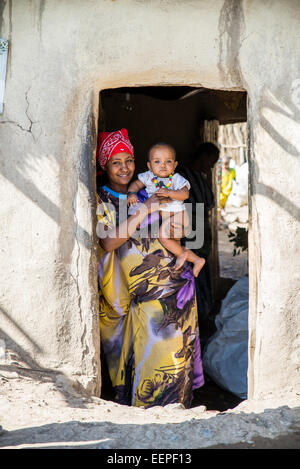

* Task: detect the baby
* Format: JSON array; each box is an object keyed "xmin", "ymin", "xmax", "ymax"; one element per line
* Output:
[{"xmin": 127, "ymin": 143, "xmax": 205, "ymax": 277}]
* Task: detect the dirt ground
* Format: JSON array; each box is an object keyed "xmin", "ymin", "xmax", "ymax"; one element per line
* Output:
[
  {"xmin": 218, "ymin": 227, "xmax": 248, "ymax": 280},
  {"xmin": 0, "ymin": 361, "xmax": 299, "ymax": 450}
]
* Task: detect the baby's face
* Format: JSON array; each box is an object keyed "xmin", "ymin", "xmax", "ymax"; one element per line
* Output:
[{"xmin": 147, "ymin": 146, "xmax": 178, "ymax": 178}]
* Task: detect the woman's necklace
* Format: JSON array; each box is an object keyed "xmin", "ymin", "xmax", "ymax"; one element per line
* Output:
[{"xmin": 153, "ymin": 172, "xmax": 173, "ymax": 189}]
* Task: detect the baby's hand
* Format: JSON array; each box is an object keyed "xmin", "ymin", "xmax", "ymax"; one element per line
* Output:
[
  {"xmin": 156, "ymin": 187, "xmax": 170, "ymax": 198},
  {"xmin": 127, "ymin": 193, "xmax": 139, "ymax": 206}
]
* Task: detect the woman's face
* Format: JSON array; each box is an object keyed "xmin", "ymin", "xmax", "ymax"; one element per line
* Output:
[{"xmin": 105, "ymin": 152, "xmax": 135, "ymax": 187}]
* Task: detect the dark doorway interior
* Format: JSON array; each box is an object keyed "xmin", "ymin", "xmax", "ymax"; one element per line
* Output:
[
  {"xmin": 98, "ymin": 86, "xmax": 247, "ymax": 174},
  {"xmin": 98, "ymin": 86, "xmax": 248, "ymax": 411}
]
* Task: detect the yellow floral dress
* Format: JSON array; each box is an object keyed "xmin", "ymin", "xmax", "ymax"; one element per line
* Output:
[{"xmin": 97, "ymin": 186, "xmax": 204, "ymax": 408}]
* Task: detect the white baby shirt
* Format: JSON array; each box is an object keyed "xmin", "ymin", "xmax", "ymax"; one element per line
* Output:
[{"xmin": 137, "ymin": 170, "xmax": 190, "ymax": 212}]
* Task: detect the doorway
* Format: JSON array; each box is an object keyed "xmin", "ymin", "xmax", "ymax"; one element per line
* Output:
[{"xmin": 98, "ymin": 86, "xmax": 249, "ymax": 411}]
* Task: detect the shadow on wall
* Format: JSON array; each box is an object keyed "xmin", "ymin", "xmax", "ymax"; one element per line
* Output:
[
  {"xmin": 0, "ymin": 104, "xmax": 98, "ymax": 395},
  {"xmin": 218, "ymin": 0, "xmax": 300, "ymax": 221},
  {"xmin": 249, "ymin": 86, "xmax": 300, "ymax": 222},
  {"xmin": 259, "ymin": 87, "xmax": 300, "ymax": 158},
  {"xmin": 0, "ymin": 406, "xmax": 299, "ymax": 448},
  {"xmin": 0, "ymin": 100, "xmax": 96, "ymax": 252},
  {"xmin": 0, "ymin": 306, "xmax": 92, "ymax": 410}
]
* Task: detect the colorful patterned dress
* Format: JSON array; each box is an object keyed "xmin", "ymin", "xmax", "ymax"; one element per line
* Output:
[{"xmin": 97, "ymin": 186, "xmax": 204, "ymax": 408}]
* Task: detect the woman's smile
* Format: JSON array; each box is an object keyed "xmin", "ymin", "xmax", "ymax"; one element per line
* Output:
[{"xmin": 116, "ymin": 171, "xmax": 132, "ymax": 182}]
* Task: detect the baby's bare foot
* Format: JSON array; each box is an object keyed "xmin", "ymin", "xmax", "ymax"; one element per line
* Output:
[
  {"xmin": 192, "ymin": 258, "xmax": 206, "ymax": 277},
  {"xmin": 174, "ymin": 250, "xmax": 189, "ymax": 270}
]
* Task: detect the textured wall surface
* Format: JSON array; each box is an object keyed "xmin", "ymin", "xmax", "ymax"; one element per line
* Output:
[{"xmin": 0, "ymin": 0, "xmax": 299, "ymax": 398}]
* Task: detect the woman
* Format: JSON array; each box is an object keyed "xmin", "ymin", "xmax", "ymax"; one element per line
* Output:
[{"xmin": 97, "ymin": 129, "xmax": 204, "ymax": 408}]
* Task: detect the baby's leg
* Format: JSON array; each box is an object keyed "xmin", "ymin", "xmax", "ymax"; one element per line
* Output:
[
  {"xmin": 159, "ymin": 211, "xmax": 205, "ymax": 277},
  {"xmin": 159, "ymin": 211, "xmax": 190, "ymax": 271},
  {"xmin": 160, "ymin": 209, "xmax": 190, "ymax": 240},
  {"xmin": 159, "ymin": 211, "xmax": 186, "ymax": 256}
]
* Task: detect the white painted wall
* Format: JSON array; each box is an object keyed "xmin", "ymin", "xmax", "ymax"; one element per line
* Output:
[{"xmin": 0, "ymin": 0, "xmax": 299, "ymax": 399}]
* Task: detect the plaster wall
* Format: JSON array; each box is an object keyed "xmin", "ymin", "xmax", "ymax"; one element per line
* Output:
[{"xmin": 0, "ymin": 0, "xmax": 299, "ymax": 398}]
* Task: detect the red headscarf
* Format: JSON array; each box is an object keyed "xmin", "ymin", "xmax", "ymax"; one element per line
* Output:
[{"xmin": 97, "ymin": 128, "xmax": 134, "ymax": 169}]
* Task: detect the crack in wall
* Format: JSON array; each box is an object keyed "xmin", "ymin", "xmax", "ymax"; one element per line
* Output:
[
  {"xmin": 0, "ymin": 119, "xmax": 33, "ymax": 134},
  {"xmin": 81, "ymin": 324, "xmax": 90, "ymax": 365},
  {"xmin": 0, "ymin": 85, "xmax": 39, "ymax": 142},
  {"xmin": 24, "ymin": 86, "xmax": 34, "ymax": 133},
  {"xmin": 71, "ymin": 185, "xmax": 83, "ymax": 324}
]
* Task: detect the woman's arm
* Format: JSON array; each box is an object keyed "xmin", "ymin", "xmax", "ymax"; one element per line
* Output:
[
  {"xmin": 127, "ymin": 179, "xmax": 145, "ymax": 194},
  {"xmin": 156, "ymin": 185, "xmax": 189, "ymax": 201},
  {"xmin": 99, "ymin": 194, "xmax": 160, "ymax": 252}
]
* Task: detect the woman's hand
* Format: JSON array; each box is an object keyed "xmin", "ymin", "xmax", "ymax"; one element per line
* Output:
[
  {"xmin": 127, "ymin": 193, "xmax": 139, "ymax": 206},
  {"xmin": 142, "ymin": 194, "xmax": 161, "ymax": 214}
]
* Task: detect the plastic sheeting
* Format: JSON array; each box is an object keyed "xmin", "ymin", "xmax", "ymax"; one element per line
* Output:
[
  {"xmin": 202, "ymin": 276, "xmax": 249, "ymax": 399},
  {"xmin": 227, "ymin": 162, "xmax": 248, "ymax": 208}
]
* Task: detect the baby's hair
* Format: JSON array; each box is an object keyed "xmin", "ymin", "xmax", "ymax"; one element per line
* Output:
[{"xmin": 148, "ymin": 143, "xmax": 176, "ymax": 161}]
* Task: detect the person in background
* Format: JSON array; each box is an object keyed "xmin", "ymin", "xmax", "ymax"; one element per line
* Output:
[{"xmin": 220, "ymin": 156, "xmax": 236, "ymax": 214}]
